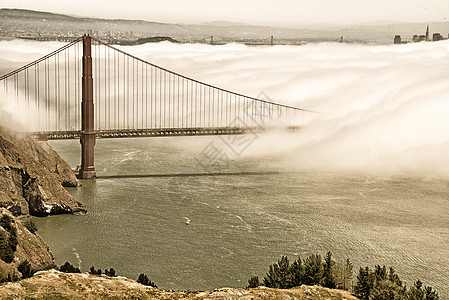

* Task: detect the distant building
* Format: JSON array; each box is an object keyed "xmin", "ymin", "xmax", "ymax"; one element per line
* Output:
[
  {"xmin": 412, "ymin": 34, "xmax": 426, "ymax": 42},
  {"xmin": 433, "ymin": 33, "xmax": 444, "ymax": 41},
  {"xmin": 397, "ymin": 25, "xmax": 448, "ymax": 44}
]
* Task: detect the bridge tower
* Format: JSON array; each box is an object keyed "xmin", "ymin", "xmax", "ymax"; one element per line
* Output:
[{"xmin": 80, "ymin": 35, "xmax": 96, "ymax": 179}]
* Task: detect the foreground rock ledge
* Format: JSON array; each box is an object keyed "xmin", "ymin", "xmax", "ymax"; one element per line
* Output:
[{"xmin": 0, "ymin": 270, "xmax": 359, "ymax": 299}]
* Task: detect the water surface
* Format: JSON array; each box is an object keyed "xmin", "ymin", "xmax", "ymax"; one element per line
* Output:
[{"xmin": 34, "ymin": 137, "xmax": 449, "ymax": 295}]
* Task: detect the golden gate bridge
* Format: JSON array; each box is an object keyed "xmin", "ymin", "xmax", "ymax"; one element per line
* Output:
[{"xmin": 0, "ymin": 35, "xmax": 315, "ymax": 179}]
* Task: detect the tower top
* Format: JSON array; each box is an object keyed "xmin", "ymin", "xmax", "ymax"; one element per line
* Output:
[{"xmin": 426, "ymin": 25, "xmax": 429, "ymax": 41}]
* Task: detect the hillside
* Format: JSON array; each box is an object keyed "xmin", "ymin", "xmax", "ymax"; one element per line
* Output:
[
  {"xmin": 2, "ymin": 8, "xmax": 448, "ymax": 44},
  {"xmin": 0, "ymin": 269, "xmax": 359, "ymax": 299}
]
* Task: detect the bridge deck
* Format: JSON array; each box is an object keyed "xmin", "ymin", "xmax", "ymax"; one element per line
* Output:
[{"xmin": 32, "ymin": 126, "xmax": 300, "ymax": 140}]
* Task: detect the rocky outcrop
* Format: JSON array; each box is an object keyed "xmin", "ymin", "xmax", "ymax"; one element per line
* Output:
[
  {"xmin": 0, "ymin": 270, "xmax": 359, "ymax": 299},
  {"xmin": 0, "ymin": 127, "xmax": 85, "ymax": 217},
  {"xmin": 0, "ymin": 208, "xmax": 55, "ymax": 278}
]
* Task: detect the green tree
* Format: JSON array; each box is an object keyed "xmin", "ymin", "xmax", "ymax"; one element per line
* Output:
[
  {"xmin": 371, "ymin": 279, "xmax": 407, "ymax": 300},
  {"xmin": 388, "ymin": 267, "xmax": 402, "ymax": 287},
  {"xmin": 289, "ymin": 256, "xmax": 304, "ymax": 287},
  {"xmin": 303, "ymin": 254, "xmax": 323, "ymax": 286},
  {"xmin": 137, "ymin": 273, "xmax": 157, "ymax": 287},
  {"xmin": 105, "ymin": 268, "xmax": 117, "ymax": 277},
  {"xmin": 424, "ymin": 286, "xmax": 440, "ymax": 300},
  {"xmin": 59, "ymin": 262, "xmax": 81, "ymax": 273},
  {"xmin": 18, "ymin": 260, "xmax": 34, "ymax": 279},
  {"xmin": 262, "ymin": 256, "xmax": 291, "ymax": 288},
  {"xmin": 246, "ymin": 275, "xmax": 260, "ymax": 288},
  {"xmin": 89, "ymin": 266, "xmax": 102, "ymax": 275},
  {"xmin": 322, "ymin": 251, "xmax": 336, "ymax": 288},
  {"xmin": 354, "ymin": 266, "xmax": 375, "ymax": 300},
  {"xmin": 374, "ymin": 265, "xmax": 388, "ymax": 282},
  {"xmin": 408, "ymin": 280, "xmax": 425, "ymax": 300},
  {"xmin": 342, "ymin": 258, "xmax": 353, "ymax": 290}
]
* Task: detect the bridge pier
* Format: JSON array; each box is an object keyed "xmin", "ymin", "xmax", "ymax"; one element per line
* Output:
[{"xmin": 79, "ymin": 35, "xmax": 96, "ymax": 179}]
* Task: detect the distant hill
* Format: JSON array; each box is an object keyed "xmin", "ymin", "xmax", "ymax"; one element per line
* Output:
[
  {"xmin": 0, "ymin": 8, "xmax": 448, "ymax": 44},
  {"xmin": 199, "ymin": 20, "xmax": 249, "ymax": 27}
]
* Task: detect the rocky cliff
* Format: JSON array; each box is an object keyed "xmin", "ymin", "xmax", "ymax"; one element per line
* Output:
[
  {"xmin": 0, "ymin": 270, "xmax": 359, "ymax": 299},
  {"xmin": 0, "ymin": 126, "xmax": 85, "ymax": 217}
]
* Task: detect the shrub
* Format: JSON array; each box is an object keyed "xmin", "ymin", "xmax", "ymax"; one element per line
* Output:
[
  {"xmin": 246, "ymin": 275, "xmax": 260, "ymax": 288},
  {"xmin": 7, "ymin": 226, "xmax": 17, "ymax": 252},
  {"xmin": 24, "ymin": 220, "xmax": 38, "ymax": 234},
  {"xmin": 89, "ymin": 266, "xmax": 102, "ymax": 275},
  {"xmin": 18, "ymin": 260, "xmax": 34, "ymax": 279},
  {"xmin": 0, "ymin": 270, "xmax": 19, "ymax": 283},
  {"xmin": 0, "ymin": 215, "xmax": 13, "ymax": 231},
  {"xmin": 104, "ymin": 268, "xmax": 116, "ymax": 277},
  {"xmin": 0, "ymin": 230, "xmax": 14, "ymax": 263},
  {"xmin": 58, "ymin": 262, "xmax": 81, "ymax": 273},
  {"xmin": 137, "ymin": 273, "xmax": 157, "ymax": 287}
]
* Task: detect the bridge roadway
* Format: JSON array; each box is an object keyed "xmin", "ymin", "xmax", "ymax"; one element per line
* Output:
[{"xmin": 32, "ymin": 126, "xmax": 301, "ymax": 141}]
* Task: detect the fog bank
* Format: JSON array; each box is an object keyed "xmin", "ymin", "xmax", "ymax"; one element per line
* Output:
[{"xmin": 1, "ymin": 39, "xmax": 448, "ymax": 176}]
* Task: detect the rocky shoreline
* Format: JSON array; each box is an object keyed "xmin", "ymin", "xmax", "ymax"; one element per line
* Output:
[{"xmin": 0, "ymin": 126, "xmax": 85, "ymax": 279}]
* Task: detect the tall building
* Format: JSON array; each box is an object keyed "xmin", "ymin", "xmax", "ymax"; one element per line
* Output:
[
  {"xmin": 426, "ymin": 25, "xmax": 429, "ymax": 41},
  {"xmin": 394, "ymin": 35, "xmax": 402, "ymax": 44}
]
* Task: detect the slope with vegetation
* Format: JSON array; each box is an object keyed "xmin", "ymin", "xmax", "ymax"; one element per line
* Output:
[{"xmin": 248, "ymin": 252, "xmax": 440, "ymax": 300}]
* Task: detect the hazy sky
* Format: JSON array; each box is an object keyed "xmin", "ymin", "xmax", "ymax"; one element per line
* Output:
[{"xmin": 2, "ymin": 0, "xmax": 449, "ymax": 26}]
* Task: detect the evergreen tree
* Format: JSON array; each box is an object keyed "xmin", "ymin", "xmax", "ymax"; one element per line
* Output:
[
  {"xmin": 246, "ymin": 275, "xmax": 260, "ymax": 288},
  {"xmin": 137, "ymin": 273, "xmax": 157, "ymax": 287},
  {"xmin": 354, "ymin": 266, "xmax": 375, "ymax": 299},
  {"xmin": 408, "ymin": 280, "xmax": 425, "ymax": 300},
  {"xmin": 303, "ymin": 254, "xmax": 323, "ymax": 286},
  {"xmin": 388, "ymin": 267, "xmax": 402, "ymax": 287},
  {"xmin": 322, "ymin": 251, "xmax": 336, "ymax": 288},
  {"xmin": 105, "ymin": 268, "xmax": 117, "ymax": 277},
  {"xmin": 371, "ymin": 279, "xmax": 407, "ymax": 300},
  {"xmin": 374, "ymin": 265, "xmax": 388, "ymax": 282},
  {"xmin": 289, "ymin": 256, "xmax": 304, "ymax": 287},
  {"xmin": 424, "ymin": 286, "xmax": 440, "ymax": 300},
  {"xmin": 262, "ymin": 256, "xmax": 291, "ymax": 288},
  {"xmin": 343, "ymin": 258, "xmax": 353, "ymax": 290},
  {"xmin": 59, "ymin": 262, "xmax": 81, "ymax": 273},
  {"xmin": 89, "ymin": 266, "xmax": 102, "ymax": 275}
]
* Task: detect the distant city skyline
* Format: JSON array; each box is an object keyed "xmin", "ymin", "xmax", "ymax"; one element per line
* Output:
[{"xmin": 1, "ymin": 0, "xmax": 449, "ymax": 26}]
